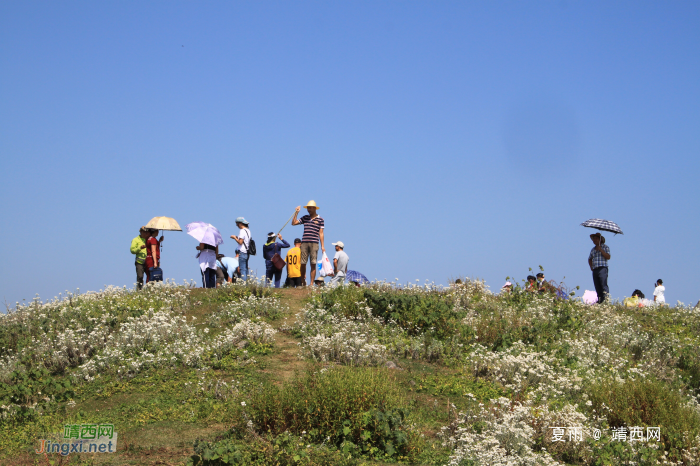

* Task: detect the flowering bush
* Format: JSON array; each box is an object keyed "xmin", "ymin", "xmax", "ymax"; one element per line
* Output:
[
  {"xmin": 294, "ymin": 306, "xmax": 387, "ymax": 366},
  {"xmin": 208, "ymin": 295, "xmax": 286, "ymax": 327},
  {"xmin": 441, "ymin": 397, "xmax": 564, "ymax": 466},
  {"xmin": 0, "ymin": 281, "xmax": 277, "ymax": 425}
]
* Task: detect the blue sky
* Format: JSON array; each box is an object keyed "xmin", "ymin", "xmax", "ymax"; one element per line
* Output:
[{"xmin": 1, "ymin": 1, "xmax": 699, "ymax": 307}]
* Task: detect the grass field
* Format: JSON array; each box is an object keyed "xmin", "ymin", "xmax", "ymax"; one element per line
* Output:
[{"xmin": 1, "ymin": 278, "xmax": 699, "ymax": 465}]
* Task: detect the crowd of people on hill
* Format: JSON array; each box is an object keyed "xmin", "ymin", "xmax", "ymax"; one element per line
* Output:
[
  {"xmin": 130, "ymin": 204, "xmax": 669, "ymax": 305},
  {"xmin": 129, "ymin": 200, "xmax": 349, "ymax": 290}
]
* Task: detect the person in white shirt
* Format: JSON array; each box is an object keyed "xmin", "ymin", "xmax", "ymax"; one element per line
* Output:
[
  {"xmin": 230, "ymin": 217, "xmax": 251, "ymax": 281},
  {"xmin": 653, "ymin": 279, "xmax": 666, "ymax": 304},
  {"xmin": 329, "ymin": 241, "xmax": 349, "ymax": 287}
]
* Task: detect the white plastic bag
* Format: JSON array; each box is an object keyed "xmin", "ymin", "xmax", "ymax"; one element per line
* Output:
[{"xmin": 319, "ymin": 252, "xmax": 334, "ymax": 277}]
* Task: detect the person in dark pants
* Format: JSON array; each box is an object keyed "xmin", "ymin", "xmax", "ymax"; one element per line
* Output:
[
  {"xmin": 588, "ymin": 232, "xmax": 611, "ymax": 304},
  {"xmin": 285, "ymin": 239, "xmax": 303, "ymax": 288},
  {"xmin": 263, "ymin": 233, "xmax": 290, "ymax": 288},
  {"xmin": 130, "ymin": 227, "xmax": 150, "ymax": 290},
  {"xmin": 196, "ymin": 242, "xmax": 218, "ymax": 288}
]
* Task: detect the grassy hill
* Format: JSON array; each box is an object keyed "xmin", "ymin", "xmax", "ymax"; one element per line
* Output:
[{"xmin": 1, "ymin": 279, "xmax": 700, "ymax": 465}]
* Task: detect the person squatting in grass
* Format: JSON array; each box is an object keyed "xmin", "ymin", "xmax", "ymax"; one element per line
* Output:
[
  {"xmin": 526, "ymin": 275, "xmax": 537, "ymax": 292},
  {"xmin": 285, "ymin": 238, "xmax": 303, "ymax": 288},
  {"xmin": 535, "ymin": 272, "xmax": 557, "ymax": 294},
  {"xmin": 230, "ymin": 217, "xmax": 252, "ymax": 281},
  {"xmin": 292, "ymin": 200, "xmax": 325, "ymax": 286},
  {"xmin": 130, "ymin": 226, "xmax": 150, "ymax": 290},
  {"xmin": 263, "ymin": 232, "xmax": 290, "ymax": 288},
  {"xmin": 329, "ymin": 241, "xmax": 349, "ymax": 287},
  {"xmin": 216, "ymin": 251, "xmax": 240, "ymax": 286},
  {"xmin": 196, "ymin": 241, "xmax": 218, "ymax": 289},
  {"xmin": 588, "ymin": 232, "xmax": 611, "ymax": 304}
]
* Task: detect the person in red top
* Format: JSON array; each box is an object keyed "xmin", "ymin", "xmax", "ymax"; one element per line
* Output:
[{"xmin": 145, "ymin": 229, "xmax": 163, "ymax": 283}]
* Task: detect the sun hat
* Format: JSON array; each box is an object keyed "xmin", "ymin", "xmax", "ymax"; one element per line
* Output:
[
  {"xmin": 589, "ymin": 232, "xmax": 606, "ymax": 243},
  {"xmin": 235, "ymin": 217, "xmax": 249, "ymax": 225},
  {"xmin": 502, "ymin": 281, "xmax": 512, "ymax": 288},
  {"xmin": 332, "ymin": 241, "xmax": 344, "ymax": 248},
  {"xmin": 304, "ymin": 200, "xmax": 319, "ymax": 209}
]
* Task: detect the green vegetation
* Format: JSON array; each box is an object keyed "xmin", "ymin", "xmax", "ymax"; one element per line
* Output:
[
  {"xmin": 1, "ymin": 277, "xmax": 700, "ymax": 465},
  {"xmin": 248, "ymin": 367, "xmax": 412, "ymax": 460}
]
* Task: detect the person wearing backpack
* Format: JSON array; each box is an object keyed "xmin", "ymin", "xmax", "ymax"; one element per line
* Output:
[
  {"xmin": 263, "ymin": 233, "xmax": 290, "ymax": 288},
  {"xmin": 230, "ymin": 217, "xmax": 253, "ymax": 281}
]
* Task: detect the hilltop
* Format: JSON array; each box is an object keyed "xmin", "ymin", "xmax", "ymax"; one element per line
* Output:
[{"xmin": 1, "ymin": 280, "xmax": 700, "ymax": 465}]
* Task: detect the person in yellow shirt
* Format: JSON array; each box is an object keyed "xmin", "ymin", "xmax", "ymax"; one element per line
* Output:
[
  {"xmin": 286, "ymin": 238, "xmax": 302, "ymax": 287},
  {"xmin": 130, "ymin": 226, "xmax": 150, "ymax": 290}
]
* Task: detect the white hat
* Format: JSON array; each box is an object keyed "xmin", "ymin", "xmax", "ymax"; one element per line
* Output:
[{"xmin": 332, "ymin": 241, "xmax": 344, "ymax": 248}]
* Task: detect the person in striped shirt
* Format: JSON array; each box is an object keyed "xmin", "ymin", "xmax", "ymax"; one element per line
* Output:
[{"xmin": 292, "ymin": 200, "xmax": 325, "ymax": 286}]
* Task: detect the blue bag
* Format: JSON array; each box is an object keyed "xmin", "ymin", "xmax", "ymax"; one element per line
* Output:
[{"xmin": 149, "ymin": 267, "xmax": 163, "ymax": 282}]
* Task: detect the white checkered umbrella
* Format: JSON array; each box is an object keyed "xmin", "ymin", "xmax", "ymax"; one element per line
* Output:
[{"xmin": 580, "ymin": 219, "xmax": 623, "ymax": 235}]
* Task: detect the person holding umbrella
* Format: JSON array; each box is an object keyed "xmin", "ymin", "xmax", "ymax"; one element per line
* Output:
[
  {"xmin": 196, "ymin": 241, "xmax": 218, "ymax": 288},
  {"xmin": 187, "ymin": 222, "xmax": 224, "ymax": 289},
  {"xmin": 145, "ymin": 229, "xmax": 163, "ymax": 283},
  {"xmin": 588, "ymin": 232, "xmax": 611, "ymax": 304}
]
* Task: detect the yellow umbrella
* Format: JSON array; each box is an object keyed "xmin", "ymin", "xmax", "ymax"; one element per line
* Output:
[
  {"xmin": 146, "ymin": 216, "xmax": 182, "ymax": 231},
  {"xmin": 145, "ymin": 217, "xmax": 182, "ymax": 253}
]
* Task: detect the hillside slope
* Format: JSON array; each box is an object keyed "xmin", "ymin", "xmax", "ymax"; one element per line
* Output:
[{"xmin": 1, "ymin": 280, "xmax": 700, "ymax": 465}]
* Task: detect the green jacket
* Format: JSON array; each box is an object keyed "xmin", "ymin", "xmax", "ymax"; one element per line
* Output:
[{"xmin": 130, "ymin": 236, "xmax": 147, "ymax": 264}]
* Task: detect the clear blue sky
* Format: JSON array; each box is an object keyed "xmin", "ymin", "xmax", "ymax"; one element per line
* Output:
[{"xmin": 1, "ymin": 1, "xmax": 699, "ymax": 307}]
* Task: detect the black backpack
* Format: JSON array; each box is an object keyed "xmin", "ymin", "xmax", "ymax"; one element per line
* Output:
[{"xmin": 244, "ymin": 229, "xmax": 256, "ymax": 256}]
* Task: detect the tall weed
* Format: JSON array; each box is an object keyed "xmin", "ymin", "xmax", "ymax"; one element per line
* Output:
[{"xmin": 247, "ymin": 366, "xmax": 414, "ymax": 459}]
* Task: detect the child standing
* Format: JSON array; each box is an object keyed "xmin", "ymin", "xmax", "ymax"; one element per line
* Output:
[
  {"xmin": 286, "ymin": 239, "xmax": 302, "ymax": 287},
  {"xmin": 653, "ymin": 279, "xmax": 665, "ymax": 305}
]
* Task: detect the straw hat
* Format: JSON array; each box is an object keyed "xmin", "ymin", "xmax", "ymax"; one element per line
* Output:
[{"xmin": 304, "ymin": 200, "xmax": 319, "ymax": 209}]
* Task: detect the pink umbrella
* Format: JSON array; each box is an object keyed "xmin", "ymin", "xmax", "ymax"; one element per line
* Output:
[
  {"xmin": 186, "ymin": 222, "xmax": 223, "ymax": 247},
  {"xmin": 582, "ymin": 290, "xmax": 598, "ymax": 304}
]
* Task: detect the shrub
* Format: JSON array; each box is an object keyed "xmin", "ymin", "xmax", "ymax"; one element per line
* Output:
[
  {"xmin": 588, "ymin": 378, "xmax": 700, "ymax": 457},
  {"xmin": 0, "ymin": 367, "xmax": 73, "ymax": 425},
  {"xmin": 362, "ymin": 289, "xmax": 458, "ymax": 339},
  {"xmin": 247, "ymin": 367, "xmax": 413, "ymax": 459},
  {"xmin": 188, "ymin": 431, "xmax": 358, "ymax": 466},
  {"xmin": 312, "ymin": 285, "xmax": 465, "ymax": 339}
]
